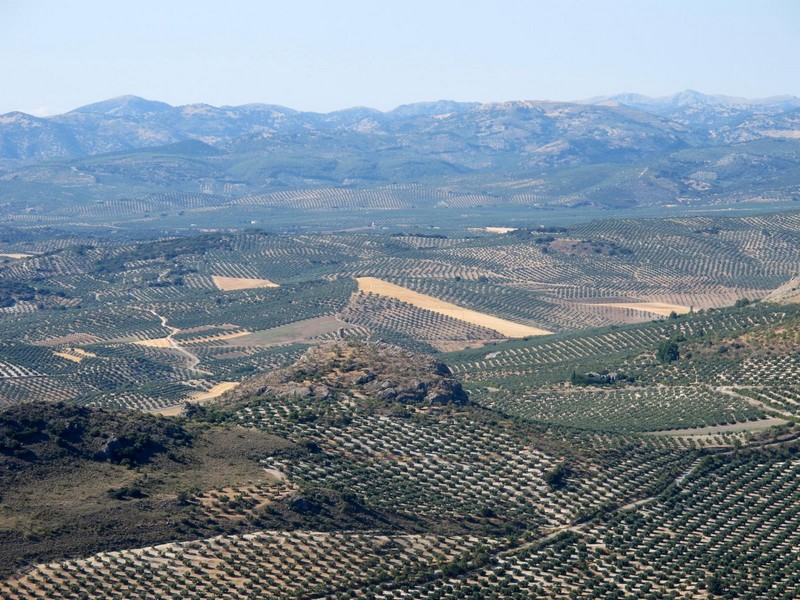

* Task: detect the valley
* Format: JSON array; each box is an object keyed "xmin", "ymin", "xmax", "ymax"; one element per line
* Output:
[{"xmin": 1, "ymin": 92, "xmax": 800, "ymax": 598}]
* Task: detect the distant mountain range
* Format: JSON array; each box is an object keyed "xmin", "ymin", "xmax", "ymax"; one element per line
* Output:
[
  {"xmin": 0, "ymin": 91, "xmax": 798, "ymax": 218},
  {"xmin": 1, "ymin": 91, "xmax": 798, "ymax": 162},
  {"xmin": 584, "ymin": 89, "xmax": 800, "ymax": 112}
]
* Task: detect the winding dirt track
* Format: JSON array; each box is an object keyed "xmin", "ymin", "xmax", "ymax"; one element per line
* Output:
[{"xmin": 132, "ymin": 308, "xmax": 209, "ymax": 374}]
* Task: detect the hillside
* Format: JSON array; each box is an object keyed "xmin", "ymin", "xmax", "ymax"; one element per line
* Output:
[
  {"xmin": 0, "ymin": 211, "xmax": 797, "ymax": 412},
  {"xmin": 1, "ymin": 176, "xmax": 800, "ymax": 595},
  {"xmin": 4, "ymin": 91, "xmax": 800, "ymax": 162},
  {"xmin": 0, "ymin": 93, "xmax": 799, "ymax": 226},
  {"xmin": 1, "ymin": 302, "xmax": 799, "ymax": 597}
]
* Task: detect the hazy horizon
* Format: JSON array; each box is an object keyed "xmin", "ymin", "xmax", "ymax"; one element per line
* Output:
[
  {"xmin": 7, "ymin": 87, "xmax": 800, "ymax": 119},
  {"xmin": 2, "ymin": 0, "xmax": 799, "ymax": 116}
]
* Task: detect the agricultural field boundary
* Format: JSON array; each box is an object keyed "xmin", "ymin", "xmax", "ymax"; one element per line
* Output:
[{"xmin": 356, "ymin": 277, "xmax": 551, "ymax": 338}]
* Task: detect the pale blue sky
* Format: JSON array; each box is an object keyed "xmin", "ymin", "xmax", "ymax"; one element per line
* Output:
[{"xmin": 2, "ymin": 0, "xmax": 798, "ymax": 115}]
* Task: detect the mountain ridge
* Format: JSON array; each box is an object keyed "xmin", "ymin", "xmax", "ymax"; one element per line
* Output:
[
  {"xmin": 0, "ymin": 95, "xmax": 696, "ymax": 161},
  {"xmin": 0, "ymin": 92, "xmax": 798, "ymax": 211}
]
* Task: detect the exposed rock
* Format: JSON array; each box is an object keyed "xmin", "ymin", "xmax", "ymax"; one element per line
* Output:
[{"xmin": 230, "ymin": 341, "xmax": 468, "ymax": 407}]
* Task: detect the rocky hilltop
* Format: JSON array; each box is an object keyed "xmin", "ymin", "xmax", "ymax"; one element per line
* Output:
[{"xmin": 222, "ymin": 341, "xmax": 468, "ymax": 408}]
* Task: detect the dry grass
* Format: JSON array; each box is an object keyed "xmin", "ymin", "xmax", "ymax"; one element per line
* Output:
[
  {"xmin": 52, "ymin": 348, "xmax": 97, "ymax": 363},
  {"xmin": 468, "ymin": 227, "xmax": 518, "ymax": 234},
  {"xmin": 0, "ymin": 253, "xmax": 32, "ymax": 259},
  {"xmin": 52, "ymin": 352, "xmax": 83, "ymax": 363},
  {"xmin": 211, "ymin": 275, "xmax": 279, "ymax": 291},
  {"xmin": 356, "ymin": 277, "xmax": 551, "ymax": 338},
  {"xmin": 192, "ymin": 382, "xmax": 240, "ymax": 402},
  {"xmin": 588, "ymin": 302, "xmax": 691, "ymax": 317},
  {"xmin": 71, "ymin": 348, "xmax": 97, "ymax": 358},
  {"xmin": 155, "ymin": 382, "xmax": 241, "ymax": 416},
  {"xmin": 781, "ymin": 293, "xmax": 800, "ymax": 304},
  {"xmin": 134, "ymin": 337, "xmax": 173, "ymax": 348},
  {"xmin": 182, "ymin": 331, "xmax": 251, "ymax": 345}
]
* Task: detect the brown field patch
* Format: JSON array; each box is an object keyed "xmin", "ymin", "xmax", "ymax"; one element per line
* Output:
[
  {"xmin": 211, "ymin": 275, "xmax": 279, "ymax": 291},
  {"xmin": 356, "ymin": 277, "xmax": 551, "ymax": 338}
]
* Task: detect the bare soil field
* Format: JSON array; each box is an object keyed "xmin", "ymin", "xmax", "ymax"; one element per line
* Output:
[
  {"xmin": 782, "ymin": 293, "xmax": 800, "ymax": 304},
  {"xmin": 133, "ymin": 337, "xmax": 173, "ymax": 348},
  {"xmin": 192, "ymin": 381, "xmax": 240, "ymax": 401},
  {"xmin": 51, "ymin": 348, "xmax": 97, "ymax": 363},
  {"xmin": 182, "ymin": 331, "xmax": 251, "ymax": 345},
  {"xmin": 0, "ymin": 253, "xmax": 32, "ymax": 260},
  {"xmin": 211, "ymin": 275, "xmax": 279, "ymax": 291},
  {"xmin": 356, "ymin": 277, "xmax": 551, "ymax": 337},
  {"xmin": 52, "ymin": 351, "xmax": 83, "ymax": 363},
  {"xmin": 71, "ymin": 348, "xmax": 97, "ymax": 358},
  {"xmin": 468, "ymin": 227, "xmax": 518, "ymax": 234},
  {"xmin": 155, "ymin": 382, "xmax": 241, "ymax": 416}
]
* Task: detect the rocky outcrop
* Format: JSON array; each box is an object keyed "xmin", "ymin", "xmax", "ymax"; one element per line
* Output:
[{"xmin": 230, "ymin": 341, "xmax": 468, "ymax": 407}]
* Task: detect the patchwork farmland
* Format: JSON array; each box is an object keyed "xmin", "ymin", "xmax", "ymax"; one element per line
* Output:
[{"xmin": 1, "ymin": 210, "xmax": 800, "ymax": 598}]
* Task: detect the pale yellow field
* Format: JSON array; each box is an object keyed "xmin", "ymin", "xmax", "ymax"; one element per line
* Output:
[
  {"xmin": 182, "ymin": 331, "xmax": 251, "ymax": 345},
  {"xmin": 192, "ymin": 381, "xmax": 240, "ymax": 401},
  {"xmin": 71, "ymin": 348, "xmax": 97, "ymax": 358},
  {"xmin": 148, "ymin": 381, "xmax": 239, "ymax": 417},
  {"xmin": 356, "ymin": 277, "xmax": 551, "ymax": 338},
  {"xmin": 53, "ymin": 351, "xmax": 83, "ymax": 363},
  {"xmin": 134, "ymin": 337, "xmax": 173, "ymax": 348},
  {"xmin": 484, "ymin": 227, "xmax": 518, "ymax": 234},
  {"xmin": 155, "ymin": 405, "xmax": 185, "ymax": 417},
  {"xmin": 468, "ymin": 227, "xmax": 517, "ymax": 234},
  {"xmin": 154, "ymin": 382, "xmax": 241, "ymax": 417},
  {"xmin": 212, "ymin": 275, "xmax": 279, "ymax": 291},
  {"xmin": 0, "ymin": 253, "xmax": 32, "ymax": 259},
  {"xmin": 783, "ymin": 293, "xmax": 800, "ymax": 304},
  {"xmin": 589, "ymin": 302, "xmax": 691, "ymax": 317}
]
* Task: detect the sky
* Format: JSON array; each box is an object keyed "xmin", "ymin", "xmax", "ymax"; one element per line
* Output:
[{"xmin": 1, "ymin": 0, "xmax": 798, "ymax": 116}]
